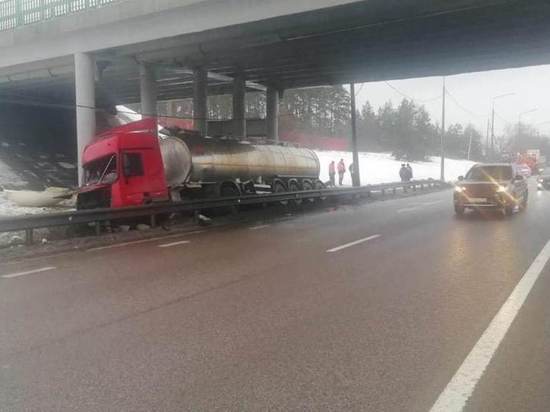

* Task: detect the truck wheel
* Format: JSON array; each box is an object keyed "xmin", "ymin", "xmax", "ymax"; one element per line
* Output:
[
  {"xmin": 314, "ymin": 180, "xmax": 327, "ymax": 202},
  {"xmin": 504, "ymin": 205, "xmax": 514, "ymax": 216},
  {"xmin": 302, "ymin": 180, "xmax": 315, "ymax": 203},
  {"xmin": 220, "ymin": 183, "xmax": 240, "ymax": 215},
  {"xmin": 288, "ymin": 181, "xmax": 302, "ymax": 206},
  {"xmin": 454, "ymin": 205, "xmax": 465, "ymax": 216},
  {"xmin": 272, "ymin": 181, "xmax": 288, "ymax": 206}
]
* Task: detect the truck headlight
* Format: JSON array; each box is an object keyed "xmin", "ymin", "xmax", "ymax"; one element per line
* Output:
[
  {"xmin": 454, "ymin": 186, "xmax": 464, "ymax": 193},
  {"xmin": 497, "ymin": 185, "xmax": 508, "ymax": 193}
]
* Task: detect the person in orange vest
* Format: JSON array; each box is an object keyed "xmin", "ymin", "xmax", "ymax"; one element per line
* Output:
[
  {"xmin": 337, "ymin": 158, "xmax": 346, "ymax": 186},
  {"xmin": 328, "ymin": 161, "xmax": 336, "ymax": 187}
]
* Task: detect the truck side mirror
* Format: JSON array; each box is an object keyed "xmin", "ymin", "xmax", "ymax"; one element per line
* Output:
[
  {"xmin": 458, "ymin": 175, "xmax": 464, "ymax": 181},
  {"xmin": 514, "ymin": 175, "xmax": 524, "ymax": 181}
]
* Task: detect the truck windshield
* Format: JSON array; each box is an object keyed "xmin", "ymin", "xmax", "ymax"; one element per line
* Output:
[
  {"xmin": 466, "ymin": 165, "xmax": 513, "ymax": 181},
  {"xmin": 84, "ymin": 154, "xmax": 117, "ymax": 185}
]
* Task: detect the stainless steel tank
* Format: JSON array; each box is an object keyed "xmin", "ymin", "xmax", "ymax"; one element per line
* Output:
[
  {"xmin": 159, "ymin": 135, "xmax": 192, "ymax": 187},
  {"xmin": 159, "ymin": 135, "xmax": 320, "ymax": 186}
]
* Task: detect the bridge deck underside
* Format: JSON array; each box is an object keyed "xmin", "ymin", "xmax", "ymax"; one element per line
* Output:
[{"xmin": 0, "ymin": 0, "xmax": 549, "ymax": 107}]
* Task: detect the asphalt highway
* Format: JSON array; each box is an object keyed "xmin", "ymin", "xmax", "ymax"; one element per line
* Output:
[{"xmin": 1, "ymin": 182, "xmax": 550, "ymax": 411}]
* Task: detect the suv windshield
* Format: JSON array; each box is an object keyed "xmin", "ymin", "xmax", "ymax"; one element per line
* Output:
[
  {"xmin": 84, "ymin": 154, "xmax": 117, "ymax": 185},
  {"xmin": 465, "ymin": 165, "xmax": 513, "ymax": 181}
]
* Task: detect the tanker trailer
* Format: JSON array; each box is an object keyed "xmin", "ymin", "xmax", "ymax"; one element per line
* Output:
[
  {"xmin": 160, "ymin": 130, "xmax": 322, "ymax": 198},
  {"xmin": 77, "ymin": 119, "xmax": 322, "ymax": 209}
]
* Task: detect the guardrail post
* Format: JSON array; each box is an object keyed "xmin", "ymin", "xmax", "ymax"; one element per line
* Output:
[
  {"xmin": 25, "ymin": 229, "xmax": 33, "ymax": 246},
  {"xmin": 94, "ymin": 222, "xmax": 101, "ymax": 236},
  {"xmin": 381, "ymin": 188, "xmax": 385, "ymax": 196},
  {"xmin": 392, "ymin": 187, "xmax": 396, "ymax": 195},
  {"xmin": 150, "ymin": 214, "xmax": 157, "ymax": 228}
]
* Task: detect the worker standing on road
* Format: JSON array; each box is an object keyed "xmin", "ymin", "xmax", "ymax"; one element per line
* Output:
[
  {"xmin": 399, "ymin": 164, "xmax": 408, "ymax": 182},
  {"xmin": 400, "ymin": 163, "xmax": 409, "ymax": 193},
  {"xmin": 406, "ymin": 163, "xmax": 413, "ymax": 181},
  {"xmin": 328, "ymin": 161, "xmax": 336, "ymax": 187},
  {"xmin": 337, "ymin": 158, "xmax": 346, "ymax": 186}
]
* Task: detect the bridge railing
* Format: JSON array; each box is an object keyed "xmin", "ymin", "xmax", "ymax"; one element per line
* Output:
[
  {"xmin": 0, "ymin": 0, "xmax": 118, "ymax": 31},
  {"xmin": 0, "ymin": 180, "xmax": 446, "ymax": 245}
]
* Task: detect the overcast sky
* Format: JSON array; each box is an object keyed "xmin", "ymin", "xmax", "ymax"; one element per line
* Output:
[{"xmin": 353, "ymin": 64, "xmax": 550, "ymax": 137}]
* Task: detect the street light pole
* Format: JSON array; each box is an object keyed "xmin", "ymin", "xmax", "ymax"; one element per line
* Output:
[
  {"xmin": 491, "ymin": 104, "xmax": 495, "ymax": 160},
  {"xmin": 350, "ymin": 83, "xmax": 360, "ymax": 187},
  {"xmin": 440, "ymin": 77, "xmax": 446, "ymax": 182}
]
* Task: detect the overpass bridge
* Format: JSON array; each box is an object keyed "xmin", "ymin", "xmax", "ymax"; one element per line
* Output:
[{"xmin": 1, "ymin": 0, "xmax": 550, "ymax": 182}]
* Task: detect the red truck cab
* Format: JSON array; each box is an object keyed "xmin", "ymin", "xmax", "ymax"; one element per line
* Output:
[{"xmin": 77, "ymin": 119, "xmax": 169, "ymax": 209}]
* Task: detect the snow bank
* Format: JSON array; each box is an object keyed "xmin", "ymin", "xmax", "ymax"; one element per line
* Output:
[
  {"xmin": 315, "ymin": 151, "xmax": 476, "ymax": 186},
  {"xmin": 0, "ymin": 156, "xmax": 23, "ymax": 188}
]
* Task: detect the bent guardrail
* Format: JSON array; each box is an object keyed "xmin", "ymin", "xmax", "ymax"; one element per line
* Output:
[{"xmin": 0, "ymin": 179, "xmax": 445, "ymax": 244}]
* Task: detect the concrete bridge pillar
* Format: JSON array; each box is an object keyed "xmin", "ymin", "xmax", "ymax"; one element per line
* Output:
[
  {"xmin": 139, "ymin": 63, "xmax": 157, "ymax": 118},
  {"xmin": 193, "ymin": 67, "xmax": 208, "ymax": 136},
  {"xmin": 266, "ymin": 86, "xmax": 280, "ymax": 143},
  {"xmin": 74, "ymin": 52, "xmax": 96, "ymax": 185},
  {"xmin": 232, "ymin": 73, "xmax": 246, "ymax": 138}
]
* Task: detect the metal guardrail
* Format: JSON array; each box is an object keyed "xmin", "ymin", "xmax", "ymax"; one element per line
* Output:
[
  {"xmin": 0, "ymin": 179, "xmax": 445, "ymax": 244},
  {"xmin": 0, "ymin": 0, "xmax": 118, "ymax": 31}
]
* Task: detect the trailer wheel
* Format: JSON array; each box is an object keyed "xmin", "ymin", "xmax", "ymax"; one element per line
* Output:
[
  {"xmin": 302, "ymin": 180, "xmax": 315, "ymax": 203},
  {"xmin": 220, "ymin": 182, "xmax": 240, "ymax": 215},
  {"xmin": 314, "ymin": 180, "xmax": 327, "ymax": 202},
  {"xmin": 272, "ymin": 180, "xmax": 288, "ymax": 206},
  {"xmin": 288, "ymin": 180, "xmax": 302, "ymax": 206}
]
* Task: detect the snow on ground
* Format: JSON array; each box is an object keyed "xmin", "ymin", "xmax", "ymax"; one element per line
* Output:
[
  {"xmin": 0, "ymin": 155, "xmax": 23, "ymax": 188},
  {"xmin": 315, "ymin": 151, "xmax": 476, "ymax": 186},
  {"xmin": 0, "ymin": 191, "xmax": 56, "ymax": 246}
]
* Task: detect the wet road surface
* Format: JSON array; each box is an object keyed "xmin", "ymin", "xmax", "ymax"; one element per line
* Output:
[{"xmin": 1, "ymin": 182, "xmax": 550, "ymax": 411}]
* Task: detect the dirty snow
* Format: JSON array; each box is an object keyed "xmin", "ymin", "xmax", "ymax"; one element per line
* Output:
[{"xmin": 315, "ymin": 151, "xmax": 476, "ymax": 186}]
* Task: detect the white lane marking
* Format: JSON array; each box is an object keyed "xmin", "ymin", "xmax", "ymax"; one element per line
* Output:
[
  {"xmin": 158, "ymin": 240, "xmax": 191, "ymax": 248},
  {"xmin": 397, "ymin": 200, "xmax": 442, "ymax": 213},
  {"xmin": 249, "ymin": 224, "xmax": 270, "ymax": 230},
  {"xmin": 87, "ymin": 231, "xmax": 204, "ymax": 252},
  {"xmin": 430, "ymin": 239, "xmax": 550, "ymax": 412},
  {"xmin": 1, "ymin": 266, "xmax": 56, "ymax": 279},
  {"xmin": 326, "ymin": 234, "xmax": 381, "ymax": 253}
]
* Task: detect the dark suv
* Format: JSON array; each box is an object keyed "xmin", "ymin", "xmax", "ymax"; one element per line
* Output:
[{"xmin": 454, "ymin": 163, "xmax": 528, "ymax": 216}]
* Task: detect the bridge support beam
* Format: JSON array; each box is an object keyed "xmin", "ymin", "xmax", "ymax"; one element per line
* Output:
[
  {"xmin": 193, "ymin": 67, "xmax": 208, "ymax": 136},
  {"xmin": 74, "ymin": 52, "xmax": 96, "ymax": 185},
  {"xmin": 140, "ymin": 63, "xmax": 157, "ymax": 118},
  {"xmin": 266, "ymin": 86, "xmax": 280, "ymax": 143},
  {"xmin": 232, "ymin": 73, "xmax": 246, "ymax": 138}
]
